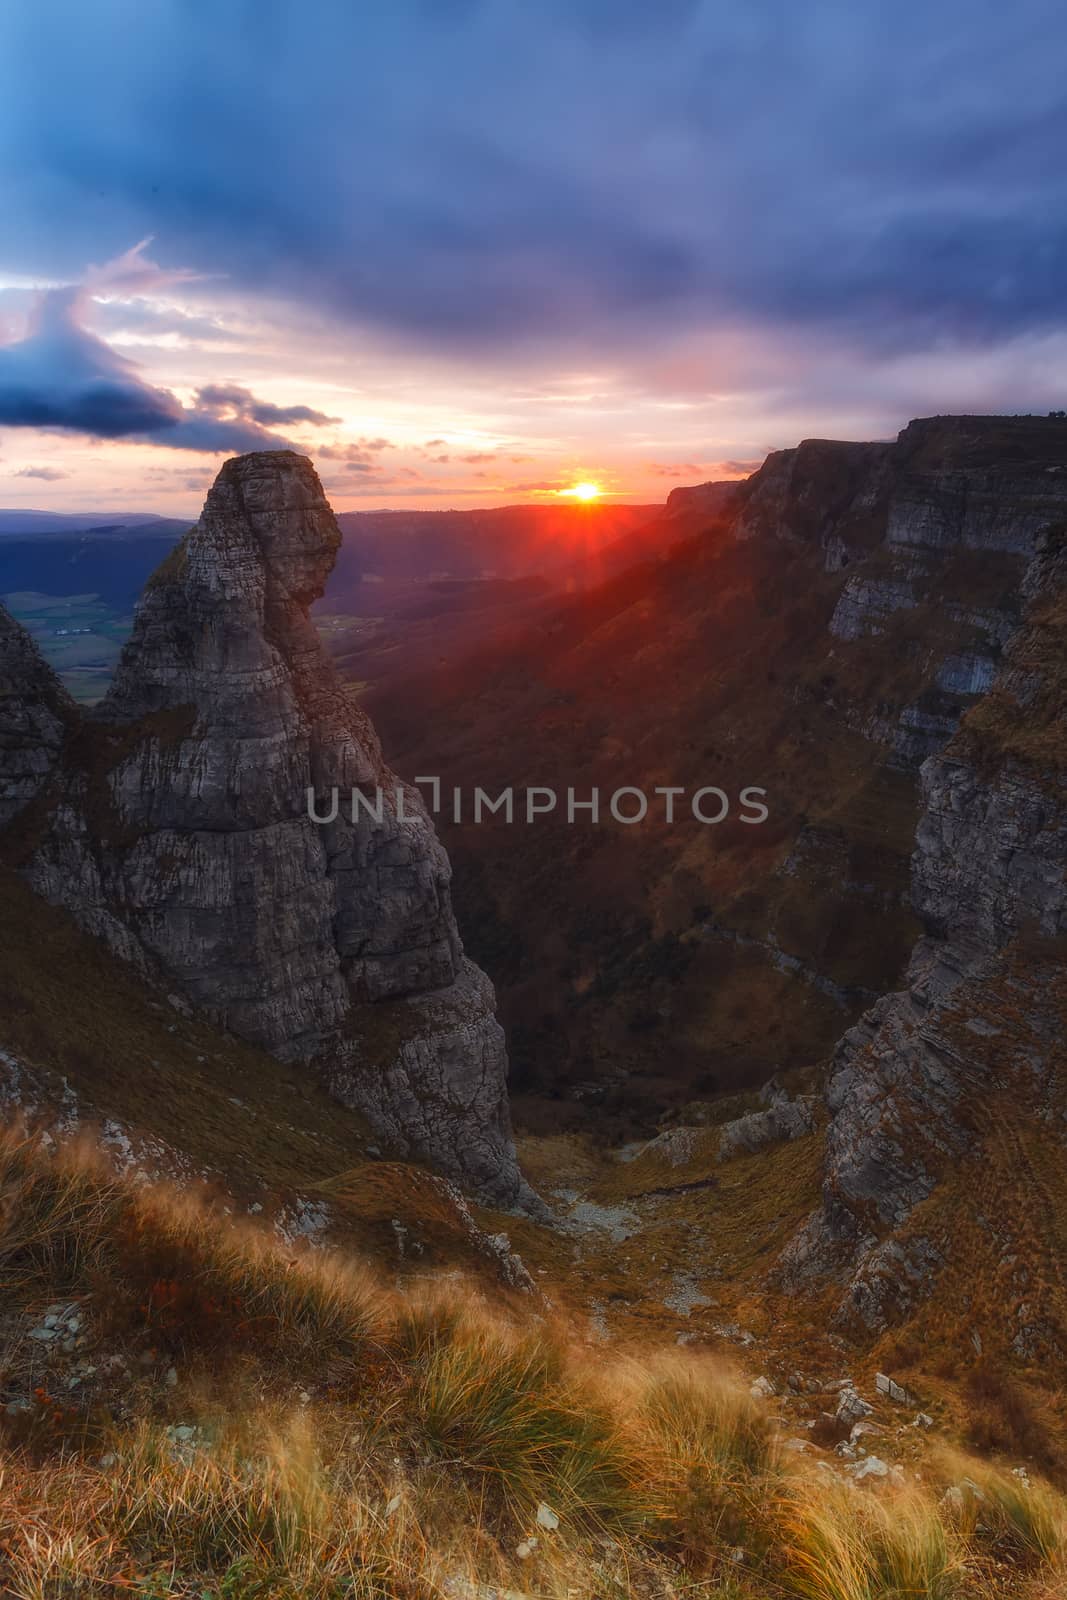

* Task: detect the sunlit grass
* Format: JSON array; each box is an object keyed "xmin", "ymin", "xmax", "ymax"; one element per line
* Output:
[
  {"xmin": 3, "ymin": 1127, "xmax": 1067, "ymax": 1598},
  {"xmin": 0, "ymin": 1126, "xmax": 385, "ymax": 1373},
  {"xmin": 394, "ymin": 1288, "xmax": 643, "ymax": 1529},
  {"xmin": 782, "ymin": 1480, "xmax": 966, "ymax": 1600},
  {"xmin": 937, "ymin": 1449, "xmax": 1067, "ymax": 1569}
]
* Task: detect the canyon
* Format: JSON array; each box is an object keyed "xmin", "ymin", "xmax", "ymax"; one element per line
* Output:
[{"xmin": 1, "ymin": 416, "xmax": 1066, "ymax": 1362}]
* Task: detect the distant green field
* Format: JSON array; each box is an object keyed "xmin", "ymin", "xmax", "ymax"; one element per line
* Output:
[
  {"xmin": 3, "ymin": 597, "xmax": 369, "ymax": 705},
  {"xmin": 3, "ymin": 591, "xmax": 132, "ymax": 703}
]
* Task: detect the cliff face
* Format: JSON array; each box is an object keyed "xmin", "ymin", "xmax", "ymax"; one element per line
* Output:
[
  {"xmin": 0, "ymin": 452, "xmax": 534, "ymax": 1212},
  {"xmin": 0, "ymin": 605, "xmax": 73, "ymax": 830},
  {"xmin": 737, "ymin": 419, "xmax": 1067, "ymax": 769},
  {"xmin": 663, "ymin": 479, "xmax": 745, "ymax": 521},
  {"xmin": 782, "ymin": 516, "xmax": 1067, "ymax": 1333}
]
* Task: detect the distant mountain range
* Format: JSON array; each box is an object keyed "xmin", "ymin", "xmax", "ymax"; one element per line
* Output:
[
  {"xmin": 0, "ymin": 509, "xmax": 179, "ymax": 534},
  {"xmin": 0, "ymin": 515, "xmax": 192, "ymax": 611},
  {"xmin": 332, "ymin": 501, "xmax": 663, "ymax": 586},
  {"xmin": 0, "ymin": 499, "xmax": 699, "ymax": 612}
]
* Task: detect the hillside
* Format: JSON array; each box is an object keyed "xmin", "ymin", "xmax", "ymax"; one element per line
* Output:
[
  {"xmin": 6, "ymin": 1131, "xmax": 1067, "ymax": 1599},
  {"xmin": 0, "ymin": 498, "xmax": 713, "ymax": 710},
  {"xmin": 364, "ymin": 418, "xmax": 1067, "ymax": 1126}
]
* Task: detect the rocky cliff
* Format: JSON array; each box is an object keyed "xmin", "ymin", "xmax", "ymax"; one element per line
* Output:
[
  {"xmin": 0, "ymin": 604, "xmax": 74, "ymax": 829},
  {"xmin": 780, "ymin": 453, "xmax": 1067, "ymax": 1335},
  {"xmin": 0, "ymin": 451, "xmax": 536, "ymax": 1212},
  {"xmin": 663, "ymin": 479, "xmax": 746, "ymax": 521}
]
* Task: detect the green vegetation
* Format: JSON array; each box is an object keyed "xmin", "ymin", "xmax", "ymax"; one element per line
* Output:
[{"xmin": 1, "ymin": 590, "xmax": 132, "ymax": 703}]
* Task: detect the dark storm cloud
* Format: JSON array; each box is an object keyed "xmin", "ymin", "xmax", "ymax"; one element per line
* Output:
[
  {"xmin": 195, "ymin": 385, "xmax": 341, "ymax": 428},
  {"xmin": 1, "ymin": 0, "xmax": 1066, "ymax": 361},
  {"xmin": 0, "ymin": 287, "xmax": 186, "ymax": 437},
  {"xmin": 0, "ymin": 282, "xmax": 305, "ymax": 451}
]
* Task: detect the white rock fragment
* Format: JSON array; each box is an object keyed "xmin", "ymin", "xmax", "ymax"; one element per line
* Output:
[
  {"xmin": 875, "ymin": 1371, "xmax": 913, "ymax": 1404},
  {"xmin": 850, "ymin": 1456, "xmax": 890, "ymax": 1481},
  {"xmin": 835, "ymin": 1387, "xmax": 873, "ymax": 1425}
]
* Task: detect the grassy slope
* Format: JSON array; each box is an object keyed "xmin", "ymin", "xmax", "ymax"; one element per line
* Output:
[
  {"xmin": 2, "ymin": 1128, "xmax": 1066, "ymax": 1600},
  {"xmin": 0, "ymin": 867, "xmax": 540, "ymax": 1289},
  {"xmin": 0, "ymin": 865, "xmax": 373, "ymax": 1197}
]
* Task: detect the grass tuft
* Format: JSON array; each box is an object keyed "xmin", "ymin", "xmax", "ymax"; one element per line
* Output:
[{"xmin": 782, "ymin": 1481, "xmax": 965, "ymax": 1600}]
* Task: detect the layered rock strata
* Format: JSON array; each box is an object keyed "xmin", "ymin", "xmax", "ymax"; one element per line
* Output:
[
  {"xmin": 784, "ymin": 525, "xmax": 1067, "ymax": 1327},
  {"xmin": 0, "ymin": 452, "xmax": 534, "ymax": 1211}
]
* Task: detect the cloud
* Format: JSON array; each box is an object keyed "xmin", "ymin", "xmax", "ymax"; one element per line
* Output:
[
  {"xmin": 2, "ymin": 0, "xmax": 1067, "ymax": 470},
  {"xmin": 195, "ymin": 383, "xmax": 340, "ymax": 428},
  {"xmin": 0, "ymin": 243, "xmax": 310, "ymax": 453},
  {"xmin": 460, "ymin": 451, "xmax": 496, "ymax": 463},
  {"xmin": 318, "ymin": 437, "xmax": 394, "ymax": 460},
  {"xmin": 84, "ymin": 236, "xmax": 205, "ymax": 299},
  {"xmin": 647, "ymin": 461, "xmax": 706, "ymax": 477},
  {"xmin": 337, "ymin": 480, "xmax": 505, "ymax": 500},
  {"xmin": 5, "ymin": 1, "xmax": 1067, "ymax": 368},
  {"xmin": 12, "ymin": 464, "xmax": 68, "ymax": 480},
  {"xmin": 93, "ymin": 297, "xmax": 235, "ymax": 347}
]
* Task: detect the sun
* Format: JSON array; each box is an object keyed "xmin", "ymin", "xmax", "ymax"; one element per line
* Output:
[{"xmin": 561, "ymin": 481, "xmax": 602, "ymax": 501}]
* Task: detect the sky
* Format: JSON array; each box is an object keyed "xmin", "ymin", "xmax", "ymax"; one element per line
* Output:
[{"xmin": 1, "ymin": 0, "xmax": 1066, "ymax": 513}]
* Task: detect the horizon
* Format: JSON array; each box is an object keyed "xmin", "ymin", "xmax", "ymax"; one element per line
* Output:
[
  {"xmin": 3, "ymin": 3, "xmax": 1067, "ymax": 513},
  {"xmin": 6, "ymin": 406, "xmax": 1062, "ymax": 524}
]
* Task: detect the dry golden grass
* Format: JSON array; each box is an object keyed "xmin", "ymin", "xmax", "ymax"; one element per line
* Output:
[
  {"xmin": 2, "ymin": 1129, "xmax": 1067, "ymax": 1598},
  {"xmin": 781, "ymin": 1479, "xmax": 967, "ymax": 1600}
]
